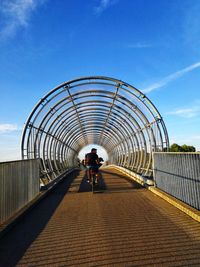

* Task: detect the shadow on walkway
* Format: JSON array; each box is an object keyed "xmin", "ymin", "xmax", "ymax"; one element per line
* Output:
[
  {"xmin": 100, "ymin": 169, "xmax": 143, "ymax": 192},
  {"xmin": 78, "ymin": 172, "xmax": 107, "ymax": 193},
  {"xmin": 77, "ymin": 169, "xmax": 143, "ymax": 194},
  {"xmin": 1, "ymin": 169, "xmax": 200, "ymax": 266},
  {"xmin": 0, "ymin": 170, "xmax": 79, "ymax": 267},
  {"xmin": 0, "ymin": 169, "xmax": 143, "ymax": 267}
]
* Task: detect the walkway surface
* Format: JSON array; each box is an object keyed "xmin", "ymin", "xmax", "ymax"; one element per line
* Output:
[{"xmin": 0, "ymin": 169, "xmax": 200, "ymax": 267}]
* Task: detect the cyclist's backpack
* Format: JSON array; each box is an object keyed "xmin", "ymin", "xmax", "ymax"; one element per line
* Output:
[{"xmin": 86, "ymin": 153, "xmax": 95, "ymax": 165}]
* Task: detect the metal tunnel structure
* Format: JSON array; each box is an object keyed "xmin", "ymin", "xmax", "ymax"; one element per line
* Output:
[{"xmin": 21, "ymin": 76, "xmax": 169, "ymax": 184}]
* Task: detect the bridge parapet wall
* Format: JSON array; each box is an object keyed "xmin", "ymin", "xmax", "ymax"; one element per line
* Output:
[
  {"xmin": 153, "ymin": 153, "xmax": 200, "ymax": 210},
  {"xmin": 0, "ymin": 159, "xmax": 40, "ymax": 225}
]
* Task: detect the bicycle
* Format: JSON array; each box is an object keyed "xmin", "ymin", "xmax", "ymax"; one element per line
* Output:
[
  {"xmin": 87, "ymin": 167, "xmax": 98, "ymax": 193},
  {"xmin": 91, "ymin": 168, "xmax": 98, "ymax": 193}
]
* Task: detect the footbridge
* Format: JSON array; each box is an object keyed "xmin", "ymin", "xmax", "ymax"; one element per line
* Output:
[
  {"xmin": 0, "ymin": 76, "xmax": 200, "ymax": 266},
  {"xmin": 21, "ymin": 76, "xmax": 169, "ymax": 180}
]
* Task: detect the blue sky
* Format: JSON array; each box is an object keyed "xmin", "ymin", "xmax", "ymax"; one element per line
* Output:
[{"xmin": 0, "ymin": 0, "xmax": 200, "ymax": 161}]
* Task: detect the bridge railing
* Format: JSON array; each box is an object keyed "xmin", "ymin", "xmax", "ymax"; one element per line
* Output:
[
  {"xmin": 153, "ymin": 152, "xmax": 200, "ymax": 210},
  {"xmin": 0, "ymin": 159, "xmax": 40, "ymax": 225}
]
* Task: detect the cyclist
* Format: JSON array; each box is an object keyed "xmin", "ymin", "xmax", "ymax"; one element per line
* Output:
[{"xmin": 85, "ymin": 148, "xmax": 99, "ymax": 184}]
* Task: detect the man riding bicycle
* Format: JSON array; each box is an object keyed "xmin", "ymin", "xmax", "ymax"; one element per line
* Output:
[{"xmin": 85, "ymin": 148, "xmax": 100, "ymax": 184}]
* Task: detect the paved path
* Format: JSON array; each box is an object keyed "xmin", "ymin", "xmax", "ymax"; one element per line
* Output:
[{"xmin": 0, "ymin": 169, "xmax": 200, "ymax": 266}]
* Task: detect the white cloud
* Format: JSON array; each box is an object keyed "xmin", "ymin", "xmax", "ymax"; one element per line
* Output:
[
  {"xmin": 0, "ymin": 124, "xmax": 18, "ymax": 133},
  {"xmin": 0, "ymin": 147, "xmax": 21, "ymax": 162},
  {"xmin": 0, "ymin": 0, "xmax": 46, "ymax": 40},
  {"xmin": 166, "ymin": 107, "xmax": 200, "ymax": 118},
  {"xmin": 0, "ymin": 129, "xmax": 21, "ymax": 161},
  {"xmin": 127, "ymin": 42, "xmax": 152, "ymax": 49},
  {"xmin": 94, "ymin": 0, "xmax": 118, "ymax": 15},
  {"xmin": 142, "ymin": 61, "xmax": 200, "ymax": 93}
]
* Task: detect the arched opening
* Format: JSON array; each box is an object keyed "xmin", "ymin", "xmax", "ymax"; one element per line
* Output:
[{"xmin": 78, "ymin": 144, "xmax": 108, "ymax": 162}]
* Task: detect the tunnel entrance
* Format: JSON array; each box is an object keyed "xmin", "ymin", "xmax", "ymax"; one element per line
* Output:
[
  {"xmin": 21, "ymin": 76, "xmax": 169, "ymax": 184},
  {"xmin": 78, "ymin": 144, "xmax": 108, "ymax": 161}
]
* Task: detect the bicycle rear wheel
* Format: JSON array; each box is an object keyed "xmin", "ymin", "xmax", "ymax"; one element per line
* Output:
[{"xmin": 92, "ymin": 171, "xmax": 97, "ymax": 193}]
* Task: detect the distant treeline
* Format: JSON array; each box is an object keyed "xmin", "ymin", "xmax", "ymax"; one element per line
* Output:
[{"xmin": 169, "ymin": 143, "xmax": 196, "ymax": 152}]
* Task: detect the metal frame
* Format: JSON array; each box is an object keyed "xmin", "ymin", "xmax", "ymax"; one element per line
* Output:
[{"xmin": 21, "ymin": 76, "xmax": 169, "ymax": 182}]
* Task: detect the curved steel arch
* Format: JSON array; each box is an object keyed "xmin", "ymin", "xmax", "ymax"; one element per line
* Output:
[{"xmin": 21, "ymin": 76, "xmax": 169, "ymax": 182}]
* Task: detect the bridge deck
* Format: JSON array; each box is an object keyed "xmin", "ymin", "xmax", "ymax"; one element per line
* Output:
[{"xmin": 0, "ymin": 169, "xmax": 200, "ymax": 266}]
